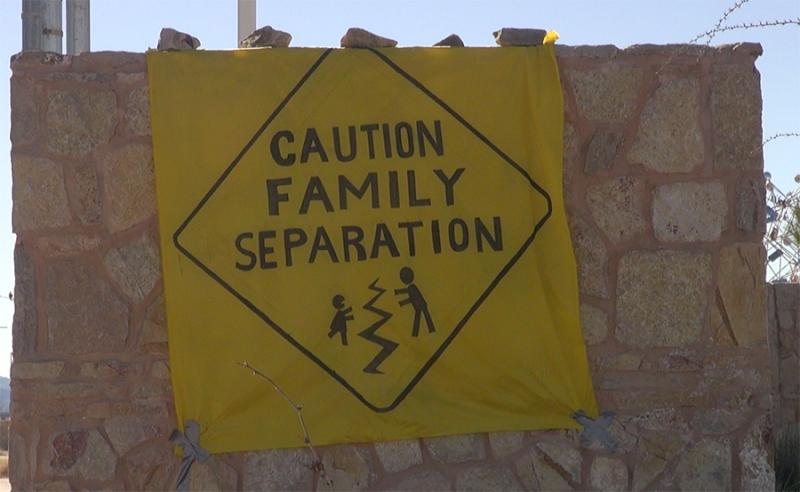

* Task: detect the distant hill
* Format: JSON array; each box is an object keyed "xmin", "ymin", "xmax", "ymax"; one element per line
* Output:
[{"xmin": 0, "ymin": 377, "xmax": 9, "ymax": 415}]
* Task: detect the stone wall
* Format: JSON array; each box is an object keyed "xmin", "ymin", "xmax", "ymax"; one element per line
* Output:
[
  {"xmin": 769, "ymin": 284, "xmax": 800, "ymax": 434},
  {"xmin": 9, "ymin": 43, "xmax": 774, "ymax": 491}
]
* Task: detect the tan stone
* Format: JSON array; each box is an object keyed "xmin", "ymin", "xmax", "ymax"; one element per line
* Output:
[
  {"xmin": 586, "ymin": 176, "xmax": 646, "ymax": 244},
  {"xmin": 12, "ymin": 361, "xmax": 63, "ymax": 379},
  {"xmin": 36, "ymin": 234, "xmax": 101, "ymax": 256},
  {"xmin": 125, "ymin": 443, "xmax": 178, "ymax": 491},
  {"xmin": 617, "ymin": 250, "xmax": 711, "ymax": 347},
  {"xmin": 632, "ymin": 453, "xmax": 667, "ymax": 491},
  {"xmin": 13, "ymin": 243, "xmax": 37, "ymax": 356},
  {"xmin": 434, "ymin": 34, "xmax": 464, "ymax": 47},
  {"xmin": 322, "ymin": 445, "xmax": 372, "ymax": 491},
  {"xmin": 674, "ymin": 438, "xmax": 731, "ymax": 491},
  {"xmin": 141, "ymin": 295, "xmax": 168, "ymax": 348},
  {"xmin": 45, "ymin": 429, "xmax": 116, "ymax": 481},
  {"xmin": 628, "ymin": 76, "xmax": 702, "ymax": 173},
  {"xmin": 12, "ymin": 155, "xmax": 71, "ymax": 232},
  {"xmin": 455, "ymin": 464, "xmax": 523, "ymax": 491},
  {"xmin": 102, "ymin": 143, "xmax": 156, "ymax": 233},
  {"xmin": 46, "ymin": 258, "xmax": 129, "ymax": 353},
  {"xmin": 590, "ymin": 457, "xmax": 628, "ymax": 492},
  {"xmin": 104, "ymin": 234, "xmax": 161, "ymax": 302},
  {"xmin": 79, "ymin": 360, "xmax": 141, "ymax": 378},
  {"xmin": 10, "ymin": 76, "xmax": 42, "ymax": 146},
  {"xmin": 691, "ymin": 407, "xmax": 751, "ymax": 435},
  {"xmin": 652, "ymin": 182, "xmax": 727, "ymax": 242},
  {"xmin": 157, "ymin": 28, "xmax": 201, "ymax": 50},
  {"xmin": 566, "ymin": 65, "xmax": 643, "ymax": 122},
  {"xmin": 340, "ymin": 28, "xmax": 397, "ymax": 48},
  {"xmin": 601, "ymin": 353, "xmax": 643, "ymax": 370},
  {"xmin": 104, "ymin": 415, "xmax": 161, "ymax": 456},
  {"xmin": 392, "ymin": 469, "xmax": 450, "ymax": 491},
  {"xmin": 488, "ymin": 431, "xmax": 525, "ymax": 457},
  {"xmin": 189, "ymin": 455, "xmax": 237, "ymax": 491},
  {"xmin": 374, "ymin": 439, "xmax": 422, "ymax": 473},
  {"xmin": 69, "ymin": 163, "xmax": 101, "ymax": 224},
  {"xmin": 717, "ymin": 243, "xmax": 767, "ymax": 347},
  {"xmin": 536, "ymin": 440, "xmax": 581, "ymax": 482},
  {"xmin": 736, "ymin": 177, "xmax": 766, "ymax": 234},
  {"xmin": 125, "ymin": 86, "xmax": 150, "ymax": 136},
  {"xmin": 515, "ymin": 449, "xmax": 573, "ymax": 491},
  {"xmin": 9, "ymin": 431, "xmax": 29, "ymax": 486},
  {"xmin": 739, "ymin": 415, "xmax": 775, "ymax": 492},
  {"xmin": 580, "ymin": 304, "xmax": 607, "ymax": 345},
  {"xmin": 425, "ymin": 433, "xmax": 485, "ymax": 463},
  {"xmin": 242, "ymin": 448, "xmax": 313, "ymax": 491},
  {"xmin": 562, "ymin": 122, "xmax": 580, "ymax": 202},
  {"xmin": 150, "ymin": 360, "xmax": 171, "ymax": 379},
  {"xmin": 710, "ymin": 302, "xmax": 736, "ymax": 346},
  {"xmin": 46, "ymin": 88, "xmax": 116, "ymax": 157},
  {"xmin": 585, "ymin": 130, "xmax": 622, "ymax": 174},
  {"xmin": 712, "ymin": 64, "xmax": 762, "ymax": 170},
  {"xmin": 240, "ymin": 25, "xmax": 292, "ymax": 48},
  {"xmin": 569, "ymin": 217, "xmax": 609, "ymax": 298}
]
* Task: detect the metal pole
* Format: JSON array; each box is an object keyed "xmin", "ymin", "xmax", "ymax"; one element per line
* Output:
[
  {"xmin": 237, "ymin": 0, "xmax": 256, "ymax": 47},
  {"xmin": 66, "ymin": 0, "xmax": 89, "ymax": 54},
  {"xmin": 21, "ymin": 0, "xmax": 63, "ymax": 53}
]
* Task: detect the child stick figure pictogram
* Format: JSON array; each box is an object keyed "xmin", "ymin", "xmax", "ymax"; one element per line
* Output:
[
  {"xmin": 394, "ymin": 267, "xmax": 435, "ymax": 337},
  {"xmin": 329, "ymin": 294, "xmax": 354, "ymax": 346}
]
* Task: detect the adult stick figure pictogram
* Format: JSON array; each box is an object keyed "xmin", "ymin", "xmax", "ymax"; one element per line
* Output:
[{"xmin": 394, "ymin": 267, "xmax": 435, "ymax": 337}]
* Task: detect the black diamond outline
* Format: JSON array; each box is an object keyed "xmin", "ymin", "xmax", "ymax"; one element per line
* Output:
[{"xmin": 172, "ymin": 47, "xmax": 553, "ymax": 413}]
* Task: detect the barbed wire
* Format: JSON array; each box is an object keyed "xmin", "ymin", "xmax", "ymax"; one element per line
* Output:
[
  {"xmin": 692, "ymin": 18, "xmax": 800, "ymax": 44},
  {"xmin": 701, "ymin": 0, "xmax": 752, "ymax": 45},
  {"xmin": 764, "ymin": 132, "xmax": 800, "ymax": 147}
]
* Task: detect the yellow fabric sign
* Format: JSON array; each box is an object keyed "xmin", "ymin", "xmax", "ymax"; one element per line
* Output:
[{"xmin": 148, "ymin": 44, "xmax": 597, "ymax": 453}]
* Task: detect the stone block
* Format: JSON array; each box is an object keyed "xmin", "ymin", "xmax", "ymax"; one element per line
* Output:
[
  {"xmin": 568, "ymin": 217, "xmax": 609, "ymax": 298},
  {"xmin": 717, "ymin": 243, "xmax": 767, "ymax": 347},
  {"xmin": 125, "ymin": 86, "xmax": 151, "ymax": 136},
  {"xmin": 157, "ymin": 28, "xmax": 201, "ymax": 50},
  {"xmin": 340, "ymin": 28, "xmax": 397, "ymax": 48},
  {"xmin": 392, "ymin": 470, "xmax": 450, "ymax": 491},
  {"xmin": 240, "ymin": 26, "xmax": 292, "ymax": 48},
  {"xmin": 628, "ymin": 76, "xmax": 702, "ymax": 173},
  {"xmin": 691, "ymin": 407, "xmax": 751, "ymax": 435},
  {"xmin": 590, "ymin": 457, "xmax": 628, "ymax": 492},
  {"xmin": 125, "ymin": 443, "xmax": 179, "ymax": 491},
  {"xmin": 585, "ymin": 130, "xmax": 622, "ymax": 174},
  {"xmin": 10, "ymin": 76, "xmax": 42, "ymax": 146},
  {"xmin": 150, "ymin": 360, "xmax": 170, "ymax": 379},
  {"xmin": 617, "ymin": 250, "xmax": 711, "ymax": 347},
  {"xmin": 493, "ymin": 28, "xmax": 547, "ymax": 47},
  {"xmin": 712, "ymin": 64, "xmax": 762, "ymax": 170},
  {"xmin": 736, "ymin": 177, "xmax": 766, "ymax": 234},
  {"xmin": 13, "ymin": 243, "xmax": 37, "ymax": 356},
  {"xmin": 455, "ymin": 464, "xmax": 523, "ymax": 491},
  {"xmin": 515, "ymin": 448, "xmax": 573, "ymax": 491},
  {"xmin": 12, "ymin": 361, "xmax": 63, "ymax": 379},
  {"xmin": 36, "ymin": 234, "xmax": 102, "ymax": 257},
  {"xmin": 586, "ymin": 176, "xmax": 646, "ymax": 244},
  {"xmin": 12, "ymin": 155, "xmax": 71, "ymax": 232},
  {"xmin": 488, "ymin": 431, "xmax": 525, "ymax": 457},
  {"xmin": 46, "ymin": 88, "xmax": 116, "ymax": 157},
  {"xmin": 140, "ymin": 295, "xmax": 168, "ymax": 348},
  {"xmin": 536, "ymin": 440, "xmax": 581, "ymax": 482},
  {"xmin": 102, "ymin": 143, "xmax": 156, "ymax": 233},
  {"xmin": 104, "ymin": 233, "xmax": 161, "ymax": 303},
  {"xmin": 633, "ymin": 453, "xmax": 666, "ymax": 491},
  {"xmin": 425, "ymin": 433, "xmax": 485, "ymax": 463},
  {"xmin": 69, "ymin": 163, "xmax": 101, "ymax": 225},
  {"xmin": 580, "ymin": 304, "xmax": 608, "ymax": 345},
  {"xmin": 674, "ymin": 439, "xmax": 731, "ymax": 491},
  {"xmin": 434, "ymin": 34, "xmax": 464, "ymax": 47},
  {"xmin": 374, "ymin": 439, "xmax": 422, "ymax": 473},
  {"xmin": 322, "ymin": 445, "xmax": 374, "ymax": 491},
  {"xmin": 188, "ymin": 455, "xmax": 237, "ymax": 491},
  {"xmin": 566, "ymin": 65, "xmax": 643, "ymax": 122},
  {"xmin": 46, "ymin": 429, "xmax": 116, "ymax": 481},
  {"xmin": 46, "ymin": 258, "xmax": 129, "ymax": 353},
  {"xmin": 652, "ymin": 181, "xmax": 727, "ymax": 242},
  {"xmin": 242, "ymin": 448, "xmax": 313, "ymax": 491},
  {"xmin": 562, "ymin": 122, "xmax": 580, "ymax": 203},
  {"xmin": 104, "ymin": 415, "xmax": 162, "ymax": 456}
]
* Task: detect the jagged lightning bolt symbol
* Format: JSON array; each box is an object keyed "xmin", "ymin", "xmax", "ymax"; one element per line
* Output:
[{"xmin": 358, "ymin": 278, "xmax": 397, "ymax": 374}]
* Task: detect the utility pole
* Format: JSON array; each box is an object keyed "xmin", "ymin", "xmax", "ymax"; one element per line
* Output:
[
  {"xmin": 22, "ymin": 0, "xmax": 63, "ymax": 53},
  {"xmin": 66, "ymin": 0, "xmax": 90, "ymax": 54},
  {"xmin": 238, "ymin": 0, "xmax": 257, "ymax": 47}
]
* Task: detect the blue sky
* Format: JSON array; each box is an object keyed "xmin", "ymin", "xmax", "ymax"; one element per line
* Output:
[{"xmin": 0, "ymin": 0, "xmax": 798, "ymax": 377}]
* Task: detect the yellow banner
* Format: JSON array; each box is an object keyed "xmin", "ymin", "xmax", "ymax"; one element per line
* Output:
[{"xmin": 148, "ymin": 44, "xmax": 597, "ymax": 453}]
